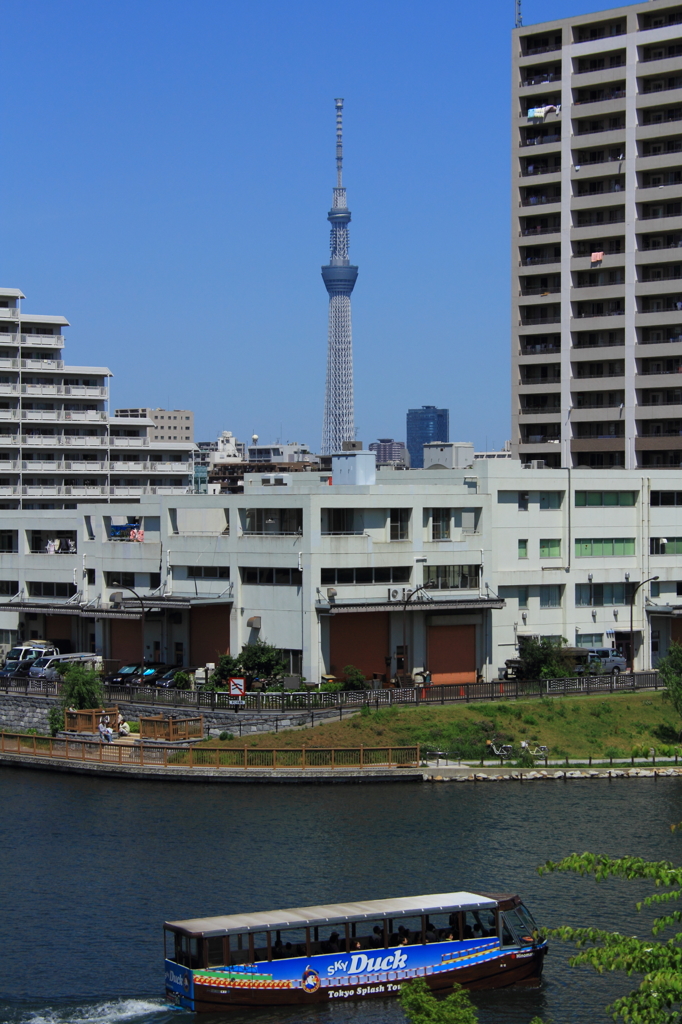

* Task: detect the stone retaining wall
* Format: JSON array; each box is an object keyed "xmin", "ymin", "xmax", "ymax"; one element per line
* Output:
[{"xmin": 0, "ymin": 694, "xmax": 343, "ymax": 736}]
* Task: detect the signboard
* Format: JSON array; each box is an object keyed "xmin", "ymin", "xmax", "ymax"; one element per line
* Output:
[{"xmin": 229, "ymin": 677, "xmax": 246, "ymax": 697}]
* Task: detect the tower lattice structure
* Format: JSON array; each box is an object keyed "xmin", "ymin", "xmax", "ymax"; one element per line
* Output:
[{"xmin": 321, "ymin": 98, "xmax": 358, "ymax": 455}]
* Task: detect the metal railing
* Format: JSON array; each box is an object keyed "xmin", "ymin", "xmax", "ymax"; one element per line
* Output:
[
  {"xmin": 0, "ymin": 673, "xmax": 661, "ymax": 710},
  {"xmin": 0, "ymin": 732, "xmax": 420, "ymax": 770}
]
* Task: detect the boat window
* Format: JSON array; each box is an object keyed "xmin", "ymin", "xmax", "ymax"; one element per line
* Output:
[
  {"xmin": 228, "ymin": 933, "xmax": 249, "ymax": 966},
  {"xmin": 500, "ymin": 916, "xmax": 516, "ymax": 947},
  {"xmin": 517, "ymin": 903, "xmax": 540, "ymax": 935},
  {"xmin": 504, "ymin": 908, "xmax": 535, "ymax": 945},
  {"xmin": 173, "ymin": 933, "xmax": 201, "ymax": 968},
  {"xmin": 463, "ymin": 910, "xmax": 497, "ymax": 940},
  {"xmin": 206, "ymin": 936, "xmax": 224, "ymax": 967},
  {"xmin": 251, "ymin": 931, "xmax": 270, "ymax": 962},
  {"xmin": 271, "ymin": 927, "xmax": 307, "ymax": 959},
  {"xmin": 384, "ymin": 915, "xmax": 422, "ymax": 947},
  {"xmin": 423, "ymin": 913, "xmax": 457, "ymax": 942}
]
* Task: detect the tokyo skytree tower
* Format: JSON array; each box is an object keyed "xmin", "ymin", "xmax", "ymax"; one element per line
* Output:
[{"xmin": 321, "ymin": 98, "xmax": 358, "ymax": 455}]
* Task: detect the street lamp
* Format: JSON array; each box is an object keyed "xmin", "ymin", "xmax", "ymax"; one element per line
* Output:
[
  {"xmin": 629, "ymin": 575, "xmax": 659, "ymax": 674},
  {"xmin": 401, "ymin": 582, "xmax": 436, "ymax": 684},
  {"xmin": 111, "ymin": 582, "xmax": 146, "ymax": 674}
]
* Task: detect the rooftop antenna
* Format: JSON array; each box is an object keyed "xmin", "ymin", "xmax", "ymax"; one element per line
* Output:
[{"xmin": 515, "ymin": 0, "xmax": 522, "ymax": 28}]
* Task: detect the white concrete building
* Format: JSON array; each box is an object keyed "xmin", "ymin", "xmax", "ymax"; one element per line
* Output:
[
  {"xmin": 0, "ymin": 456, "xmax": 679, "ymax": 676},
  {"xmin": 0, "ymin": 287, "xmax": 195, "ymax": 512}
]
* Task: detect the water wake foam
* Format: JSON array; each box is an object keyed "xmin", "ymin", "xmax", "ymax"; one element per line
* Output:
[{"xmin": 21, "ymin": 999, "xmax": 168, "ymax": 1024}]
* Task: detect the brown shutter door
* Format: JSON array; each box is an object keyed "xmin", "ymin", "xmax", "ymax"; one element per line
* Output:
[
  {"xmin": 45, "ymin": 615, "xmax": 75, "ymax": 653},
  {"xmin": 110, "ymin": 619, "xmax": 142, "ymax": 664},
  {"xmin": 671, "ymin": 619, "xmax": 682, "ymax": 646},
  {"xmin": 329, "ymin": 612, "xmax": 389, "ymax": 679},
  {"xmin": 427, "ymin": 624, "xmax": 476, "ymax": 684},
  {"xmin": 190, "ymin": 605, "xmax": 230, "ymax": 665}
]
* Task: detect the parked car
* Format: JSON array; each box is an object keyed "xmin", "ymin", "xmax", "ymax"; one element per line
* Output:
[
  {"xmin": 579, "ymin": 648, "xmax": 628, "ymax": 676},
  {"xmin": 28, "ymin": 653, "xmax": 102, "ymax": 683},
  {"xmin": 104, "ymin": 663, "xmax": 171, "ymax": 686},
  {"xmin": 3, "ymin": 642, "xmax": 59, "ymax": 668},
  {"xmin": 155, "ymin": 666, "xmax": 196, "ymax": 688},
  {"xmin": 0, "ymin": 659, "xmax": 33, "ymax": 680}
]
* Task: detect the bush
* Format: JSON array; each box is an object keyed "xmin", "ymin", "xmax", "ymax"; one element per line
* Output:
[
  {"xmin": 320, "ymin": 681, "xmax": 343, "ymax": 692},
  {"xmin": 49, "ymin": 664, "xmax": 105, "ymax": 736},
  {"xmin": 219, "ymin": 731, "xmax": 233, "ymax": 741},
  {"xmin": 173, "ymin": 671, "xmax": 192, "ymax": 690},
  {"xmin": 341, "ymin": 664, "xmax": 368, "ymax": 690},
  {"xmin": 399, "ymin": 977, "xmax": 478, "ymax": 1024},
  {"xmin": 517, "ymin": 636, "xmax": 572, "ymax": 680}
]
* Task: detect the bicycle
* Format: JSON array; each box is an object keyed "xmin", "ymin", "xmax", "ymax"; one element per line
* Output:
[{"xmin": 487, "ymin": 737, "xmax": 513, "ymax": 759}]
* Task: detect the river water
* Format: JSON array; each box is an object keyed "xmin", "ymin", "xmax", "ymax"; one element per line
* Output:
[{"xmin": 1, "ymin": 768, "xmax": 681, "ymax": 1024}]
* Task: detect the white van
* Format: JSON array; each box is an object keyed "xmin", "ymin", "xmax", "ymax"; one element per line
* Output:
[
  {"xmin": 583, "ymin": 648, "xmax": 627, "ymax": 675},
  {"xmin": 4, "ymin": 642, "xmax": 59, "ymax": 667},
  {"xmin": 28, "ymin": 653, "xmax": 102, "ymax": 682}
]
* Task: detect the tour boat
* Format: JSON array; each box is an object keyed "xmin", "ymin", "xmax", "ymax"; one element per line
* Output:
[{"xmin": 163, "ymin": 890, "xmax": 547, "ymax": 1011}]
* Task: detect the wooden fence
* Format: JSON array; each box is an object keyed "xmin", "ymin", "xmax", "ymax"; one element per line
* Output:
[
  {"xmin": 0, "ymin": 733, "xmax": 420, "ymax": 770},
  {"xmin": 64, "ymin": 707, "xmax": 119, "ymax": 733},
  {"xmin": 139, "ymin": 715, "xmax": 204, "ymax": 741}
]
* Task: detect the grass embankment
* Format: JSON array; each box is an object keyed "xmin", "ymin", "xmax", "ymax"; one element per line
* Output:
[{"xmin": 200, "ymin": 691, "xmax": 682, "ymax": 760}]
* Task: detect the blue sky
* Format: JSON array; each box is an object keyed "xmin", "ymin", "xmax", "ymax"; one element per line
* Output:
[{"xmin": 2, "ymin": 0, "xmax": 633, "ymax": 450}]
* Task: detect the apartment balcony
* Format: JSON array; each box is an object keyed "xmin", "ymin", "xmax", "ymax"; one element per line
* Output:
[
  {"xmin": 520, "ymin": 224, "xmax": 561, "ymax": 237},
  {"xmin": 0, "ymin": 411, "xmax": 19, "ymax": 421},
  {"xmin": 0, "ymin": 385, "xmax": 18, "ymax": 397},
  {"xmin": 521, "ymin": 43, "xmax": 562, "ymax": 57},
  {"xmin": 518, "ymin": 405, "xmax": 561, "ymax": 417},
  {"xmin": 0, "ymin": 486, "xmax": 19, "ymax": 496},
  {"xmin": 19, "ymin": 410, "xmax": 108, "ymax": 423},
  {"xmin": 519, "ymin": 254, "xmax": 561, "ymax": 266},
  {"xmin": 110, "ymin": 436, "xmax": 150, "ymax": 447},
  {"xmin": 520, "ymin": 285, "xmax": 561, "ymax": 297},
  {"xmin": 19, "ymin": 335, "xmax": 65, "ymax": 349},
  {"xmin": 20, "ymin": 359, "xmax": 64, "ymax": 370},
  {"xmin": 637, "ymin": 240, "xmax": 682, "ymax": 258},
  {"xmin": 573, "ymin": 364, "xmax": 625, "ymax": 381},
  {"xmin": 520, "ymin": 194, "xmax": 561, "ymax": 208},
  {"xmin": 20, "ymin": 434, "xmax": 108, "ymax": 446},
  {"xmin": 519, "ymin": 374, "xmax": 561, "ymax": 387},
  {"xmin": 521, "ymin": 163, "xmax": 561, "ymax": 178},
  {"xmin": 520, "ymin": 431, "xmax": 561, "ymax": 444},
  {"xmin": 520, "ymin": 340, "xmax": 561, "ymax": 355},
  {"xmin": 519, "ymin": 133, "xmax": 562, "ymax": 149},
  {"xmin": 0, "ymin": 308, "xmax": 20, "ymax": 321},
  {"xmin": 573, "ymin": 88, "xmax": 626, "ymax": 107},
  {"xmin": 20, "ymin": 384, "xmax": 108, "ymax": 398},
  {"xmin": 573, "ymin": 275, "xmax": 625, "ymax": 290},
  {"xmin": 519, "ymin": 314, "xmax": 561, "ymax": 327},
  {"xmin": 521, "ymin": 71, "xmax": 561, "ymax": 88},
  {"xmin": 637, "ymin": 402, "xmax": 682, "ymax": 416},
  {"xmin": 151, "ymin": 461, "xmax": 189, "ymax": 472},
  {"xmin": 0, "ymin": 461, "xmax": 19, "ymax": 470},
  {"xmin": 109, "ymin": 485, "xmax": 189, "ymax": 496},
  {"xmin": 21, "ymin": 460, "xmax": 107, "ymax": 471}
]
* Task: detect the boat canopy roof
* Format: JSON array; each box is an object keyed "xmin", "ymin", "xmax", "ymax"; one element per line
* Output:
[{"xmin": 166, "ymin": 891, "xmax": 499, "ymax": 938}]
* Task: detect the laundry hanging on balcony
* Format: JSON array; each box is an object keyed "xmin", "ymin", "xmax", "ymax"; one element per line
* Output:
[
  {"xmin": 591, "ymin": 251, "xmax": 605, "ymax": 263},
  {"xmin": 527, "ymin": 104, "xmax": 560, "ymax": 120}
]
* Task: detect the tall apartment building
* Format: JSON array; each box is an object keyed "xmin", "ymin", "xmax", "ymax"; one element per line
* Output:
[
  {"xmin": 115, "ymin": 407, "xmax": 194, "ymax": 442},
  {"xmin": 406, "ymin": 406, "xmax": 449, "ymax": 468},
  {"xmin": 0, "ymin": 287, "xmax": 194, "ymax": 509},
  {"xmin": 512, "ymin": 0, "xmax": 682, "ymax": 470},
  {"xmin": 368, "ymin": 438, "xmax": 409, "ymax": 465}
]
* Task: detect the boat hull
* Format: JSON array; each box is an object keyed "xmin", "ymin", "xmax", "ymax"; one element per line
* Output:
[{"xmin": 166, "ymin": 942, "xmax": 547, "ymax": 1012}]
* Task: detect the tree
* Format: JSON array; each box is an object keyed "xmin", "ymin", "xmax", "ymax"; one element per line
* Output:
[
  {"xmin": 658, "ymin": 642, "xmax": 682, "ymax": 737},
  {"xmin": 207, "ymin": 653, "xmax": 243, "ymax": 690},
  {"xmin": 342, "ymin": 664, "xmax": 368, "ymax": 691},
  {"xmin": 539, "ymin": 838, "xmax": 682, "ymax": 1024},
  {"xmin": 48, "ymin": 663, "xmax": 104, "ymax": 735},
  {"xmin": 399, "ymin": 978, "xmax": 478, "ymax": 1024},
  {"xmin": 237, "ymin": 639, "xmax": 286, "ymax": 686},
  {"xmin": 517, "ymin": 636, "xmax": 572, "ymax": 680}
]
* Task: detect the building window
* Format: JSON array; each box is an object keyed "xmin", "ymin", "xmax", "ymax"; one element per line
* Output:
[
  {"xmin": 424, "ymin": 564, "xmax": 480, "ymax": 590},
  {"xmin": 575, "ymin": 632, "xmax": 603, "ymax": 648},
  {"xmin": 518, "ymin": 586, "xmax": 529, "ymax": 609},
  {"xmin": 105, "ymin": 571, "xmax": 135, "ymax": 588},
  {"xmin": 540, "ymin": 538, "xmax": 561, "ymax": 558},
  {"xmin": 575, "ymin": 582, "xmax": 634, "ymax": 606},
  {"xmin": 576, "ymin": 490, "xmax": 636, "ymax": 506},
  {"xmin": 321, "ymin": 566, "xmax": 411, "ymax": 586},
  {"xmin": 185, "ymin": 566, "xmax": 230, "ymax": 579},
  {"xmin": 539, "ymin": 584, "xmax": 562, "ymax": 608},
  {"xmin": 243, "ymin": 508, "xmax": 302, "ymax": 534},
  {"xmin": 651, "ymin": 537, "xmax": 682, "ymax": 554},
  {"xmin": 518, "ymin": 539, "xmax": 528, "ymax": 558},
  {"xmin": 240, "ymin": 567, "xmax": 303, "ymax": 586},
  {"xmin": 539, "ymin": 491, "xmax": 562, "ymax": 509},
  {"xmin": 651, "ymin": 491, "xmax": 682, "ymax": 506},
  {"xmin": 576, "ymin": 538, "xmax": 635, "ymax": 556},
  {"xmin": 149, "ymin": 573, "xmax": 161, "ymax": 589},
  {"xmin": 0, "ymin": 580, "xmax": 18, "ymax": 596},
  {"xmin": 0, "ymin": 531, "xmax": 17, "ymax": 553},
  {"xmin": 518, "ymin": 492, "xmax": 529, "ymax": 511},
  {"xmin": 431, "ymin": 508, "xmax": 451, "ymax": 541},
  {"xmin": 85, "ymin": 568, "xmax": 96, "ymax": 585},
  {"xmin": 322, "ymin": 508, "xmax": 358, "ymax": 535},
  {"xmin": 27, "ymin": 581, "xmax": 78, "ymax": 598},
  {"xmin": 651, "ymin": 580, "xmax": 660, "ymax": 598},
  {"xmin": 389, "ymin": 508, "xmax": 410, "ymax": 540}
]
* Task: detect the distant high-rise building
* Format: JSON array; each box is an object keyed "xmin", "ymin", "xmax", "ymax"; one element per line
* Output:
[
  {"xmin": 115, "ymin": 407, "xmax": 194, "ymax": 443},
  {"xmin": 321, "ymin": 99, "xmax": 358, "ymax": 455},
  {"xmin": 406, "ymin": 406, "xmax": 449, "ymax": 468},
  {"xmin": 512, "ymin": 0, "xmax": 682, "ymax": 471},
  {"xmin": 369, "ymin": 438, "xmax": 409, "ymax": 466}
]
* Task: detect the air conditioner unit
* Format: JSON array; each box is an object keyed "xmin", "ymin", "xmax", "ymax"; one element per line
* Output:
[
  {"xmin": 388, "ymin": 587, "xmax": 405, "ymax": 602},
  {"xmin": 530, "ymin": 459, "xmax": 546, "ymax": 469}
]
